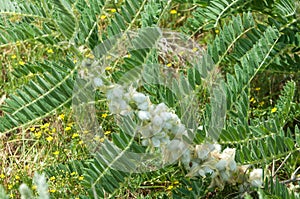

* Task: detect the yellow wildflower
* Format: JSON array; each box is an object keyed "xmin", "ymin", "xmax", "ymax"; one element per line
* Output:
[
  {"xmin": 19, "ymin": 61, "xmax": 25, "ymax": 66},
  {"xmin": 71, "ymin": 172, "xmax": 77, "ymax": 176},
  {"xmin": 49, "ymin": 189, "xmax": 56, "ymax": 193},
  {"xmin": 34, "ymin": 131, "xmax": 42, "ymax": 138},
  {"xmin": 215, "ymin": 29, "xmax": 220, "ymax": 34},
  {"xmin": 73, "ymin": 59, "xmax": 78, "ymax": 64},
  {"xmin": 41, "ymin": 123, "xmax": 50, "ymax": 129},
  {"xmin": 11, "ymin": 55, "xmax": 17, "ymax": 59},
  {"xmin": 170, "ymin": 10, "xmax": 177, "ymax": 14},
  {"xmin": 100, "ymin": 138, "xmax": 105, "ymax": 142},
  {"xmin": 173, "ymin": 180, "xmax": 179, "ymax": 184},
  {"xmin": 30, "ymin": 127, "xmax": 35, "ymax": 132},
  {"xmin": 188, "ymin": 187, "xmax": 193, "ymax": 191},
  {"xmin": 32, "ymin": 185, "xmax": 37, "ymax": 190},
  {"xmin": 51, "ymin": 128, "xmax": 56, "ymax": 133},
  {"xmin": 9, "ymin": 193, "xmax": 13, "ymax": 198},
  {"xmin": 192, "ymin": 47, "xmax": 198, "ymax": 52},
  {"xmin": 53, "ymin": 151, "xmax": 60, "ymax": 155},
  {"xmin": 65, "ymin": 126, "xmax": 72, "ymax": 131},
  {"xmin": 255, "ymin": 87, "xmax": 261, "ymax": 91},
  {"xmin": 85, "ymin": 53, "xmax": 94, "ymax": 59},
  {"xmin": 0, "ymin": 174, "xmax": 5, "ymax": 179},
  {"xmin": 8, "ymin": 185, "xmax": 13, "ymax": 189},
  {"xmin": 72, "ymin": 133, "xmax": 79, "ymax": 139},
  {"xmin": 49, "ymin": 176, "xmax": 55, "ymax": 181},
  {"xmin": 111, "ymin": 8, "xmax": 117, "ymax": 13},
  {"xmin": 101, "ymin": 113, "xmax": 108, "ymax": 118},
  {"xmin": 104, "ymin": 131, "xmax": 111, "ymax": 135},
  {"xmin": 105, "ymin": 66, "xmax": 112, "ymax": 71},
  {"xmin": 58, "ymin": 114, "xmax": 65, "ymax": 120},
  {"xmin": 46, "ymin": 136, "xmax": 53, "ymax": 142},
  {"xmin": 79, "ymin": 140, "xmax": 84, "ymax": 145},
  {"xmin": 166, "ymin": 185, "xmax": 173, "ymax": 190},
  {"xmin": 47, "ymin": 49, "xmax": 54, "ymax": 54},
  {"xmin": 166, "ymin": 63, "xmax": 172, "ymax": 67},
  {"xmin": 78, "ymin": 176, "xmax": 84, "ymax": 181},
  {"xmin": 271, "ymin": 107, "xmax": 277, "ymax": 113},
  {"xmin": 100, "ymin": 15, "xmax": 106, "ymax": 20},
  {"xmin": 15, "ymin": 175, "xmax": 20, "ymax": 180},
  {"xmin": 259, "ymin": 101, "xmax": 265, "ymax": 106}
]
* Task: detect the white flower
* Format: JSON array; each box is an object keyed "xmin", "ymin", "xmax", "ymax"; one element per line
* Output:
[
  {"xmin": 219, "ymin": 148, "xmax": 236, "ymax": 160},
  {"xmin": 249, "ymin": 169, "xmax": 263, "ymax": 187},
  {"xmin": 151, "ymin": 137, "xmax": 160, "ymax": 147},
  {"xmin": 137, "ymin": 101, "xmax": 149, "ymax": 110},
  {"xmin": 132, "ymin": 93, "xmax": 147, "ymax": 104},
  {"xmin": 216, "ymin": 159, "xmax": 227, "ymax": 170},
  {"xmin": 93, "ymin": 77, "xmax": 103, "ymax": 87},
  {"xmin": 195, "ymin": 144, "xmax": 215, "ymax": 160},
  {"xmin": 152, "ymin": 115, "xmax": 163, "ymax": 127},
  {"xmin": 138, "ymin": 111, "xmax": 151, "ymax": 120},
  {"xmin": 106, "ymin": 85, "xmax": 124, "ymax": 100}
]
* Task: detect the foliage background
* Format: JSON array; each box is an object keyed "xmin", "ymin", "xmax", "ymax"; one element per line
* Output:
[{"xmin": 0, "ymin": 0, "xmax": 299, "ymax": 198}]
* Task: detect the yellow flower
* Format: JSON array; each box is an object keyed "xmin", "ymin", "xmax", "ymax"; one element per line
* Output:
[
  {"xmin": 105, "ymin": 66, "xmax": 112, "ymax": 71},
  {"xmin": 188, "ymin": 187, "xmax": 193, "ymax": 191},
  {"xmin": 271, "ymin": 107, "xmax": 277, "ymax": 113},
  {"xmin": 101, "ymin": 113, "xmax": 108, "ymax": 118},
  {"xmin": 30, "ymin": 127, "xmax": 35, "ymax": 132},
  {"xmin": 41, "ymin": 123, "xmax": 50, "ymax": 129},
  {"xmin": 104, "ymin": 131, "xmax": 111, "ymax": 135},
  {"xmin": 9, "ymin": 193, "xmax": 13, "ymax": 198},
  {"xmin": 85, "ymin": 53, "xmax": 94, "ymax": 59},
  {"xmin": 11, "ymin": 55, "xmax": 17, "ymax": 59},
  {"xmin": 47, "ymin": 49, "xmax": 54, "ymax": 54},
  {"xmin": 15, "ymin": 175, "xmax": 20, "ymax": 180},
  {"xmin": 215, "ymin": 29, "xmax": 220, "ymax": 34},
  {"xmin": 259, "ymin": 101, "xmax": 265, "ymax": 106},
  {"xmin": 73, "ymin": 59, "xmax": 78, "ymax": 64},
  {"xmin": 100, "ymin": 15, "xmax": 106, "ymax": 20},
  {"xmin": 46, "ymin": 136, "xmax": 53, "ymax": 142},
  {"xmin": 19, "ymin": 61, "xmax": 25, "ymax": 66},
  {"xmin": 53, "ymin": 151, "xmax": 60, "ymax": 155},
  {"xmin": 65, "ymin": 126, "xmax": 72, "ymax": 131},
  {"xmin": 58, "ymin": 114, "xmax": 65, "ymax": 120},
  {"xmin": 78, "ymin": 176, "xmax": 84, "ymax": 181},
  {"xmin": 72, "ymin": 133, "xmax": 79, "ymax": 139},
  {"xmin": 192, "ymin": 47, "xmax": 198, "ymax": 52},
  {"xmin": 32, "ymin": 185, "xmax": 37, "ymax": 190},
  {"xmin": 34, "ymin": 131, "xmax": 42, "ymax": 138},
  {"xmin": 100, "ymin": 138, "xmax": 105, "ymax": 142},
  {"xmin": 166, "ymin": 185, "xmax": 173, "ymax": 190},
  {"xmin": 111, "ymin": 8, "xmax": 117, "ymax": 13},
  {"xmin": 0, "ymin": 174, "xmax": 5, "ymax": 179},
  {"xmin": 170, "ymin": 10, "xmax": 177, "ymax": 14},
  {"xmin": 255, "ymin": 87, "xmax": 261, "ymax": 91},
  {"xmin": 173, "ymin": 180, "xmax": 179, "ymax": 184},
  {"xmin": 8, "ymin": 185, "xmax": 13, "ymax": 189},
  {"xmin": 250, "ymin": 97, "xmax": 256, "ymax": 103},
  {"xmin": 51, "ymin": 128, "xmax": 56, "ymax": 133},
  {"xmin": 79, "ymin": 141, "xmax": 83, "ymax": 145},
  {"xmin": 166, "ymin": 63, "xmax": 172, "ymax": 67},
  {"xmin": 49, "ymin": 189, "xmax": 56, "ymax": 193},
  {"xmin": 71, "ymin": 172, "xmax": 77, "ymax": 176},
  {"xmin": 49, "ymin": 176, "xmax": 55, "ymax": 181}
]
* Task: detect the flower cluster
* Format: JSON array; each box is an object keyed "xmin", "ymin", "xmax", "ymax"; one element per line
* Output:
[
  {"xmin": 106, "ymin": 85, "xmax": 189, "ymax": 163},
  {"xmin": 105, "ymin": 83, "xmax": 263, "ymax": 190}
]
